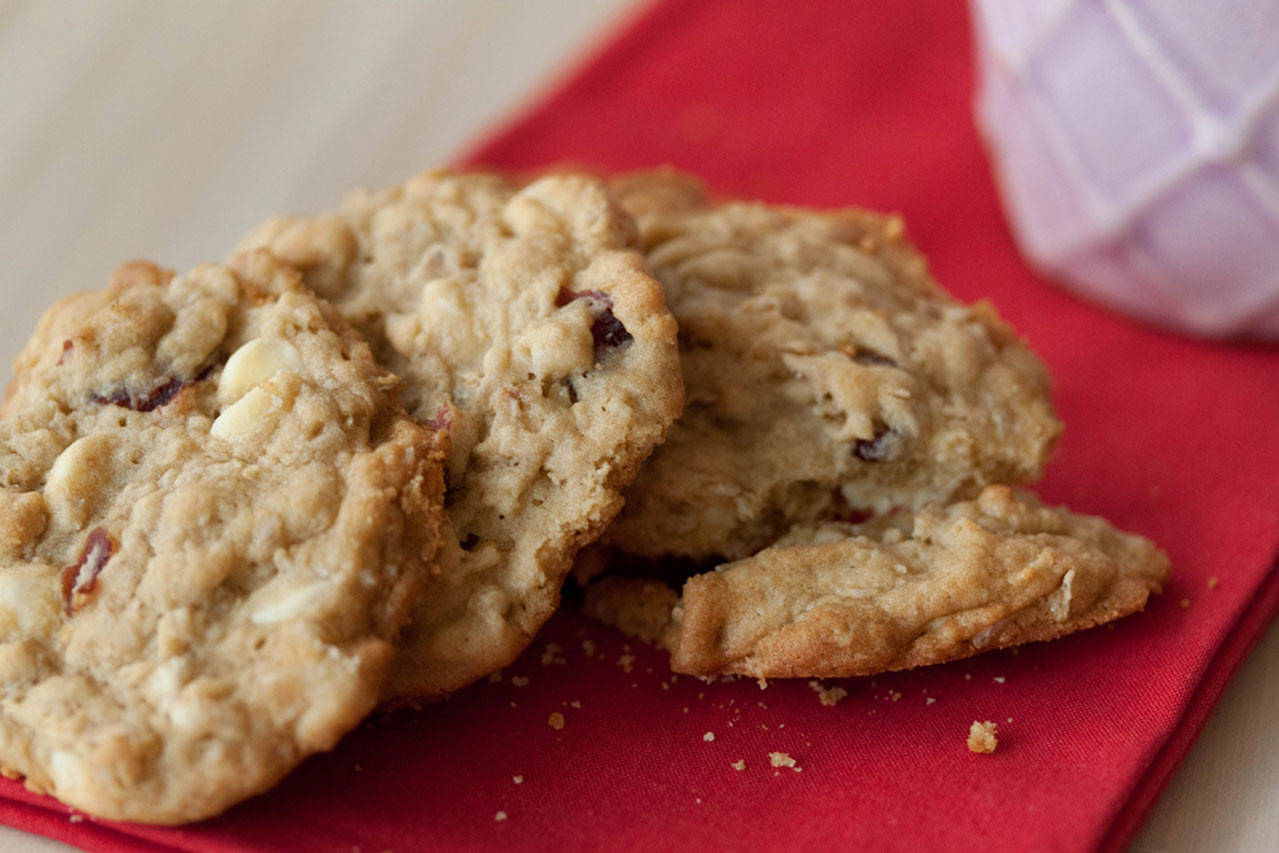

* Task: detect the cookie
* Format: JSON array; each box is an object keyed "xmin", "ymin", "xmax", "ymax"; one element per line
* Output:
[
  {"xmin": 585, "ymin": 486, "xmax": 1169, "ymax": 678},
  {"xmin": 0, "ymin": 252, "xmax": 446, "ymax": 822},
  {"xmin": 238, "ymin": 170, "xmax": 683, "ymax": 699},
  {"xmin": 603, "ymin": 170, "xmax": 1061, "ymax": 561}
]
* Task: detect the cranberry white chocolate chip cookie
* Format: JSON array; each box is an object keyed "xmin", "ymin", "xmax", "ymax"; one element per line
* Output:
[
  {"xmin": 603, "ymin": 170, "xmax": 1061, "ymax": 561},
  {"xmin": 585, "ymin": 486, "xmax": 1169, "ymax": 678},
  {"xmin": 239, "ymin": 170, "xmax": 683, "ymax": 699},
  {"xmin": 0, "ymin": 253, "xmax": 446, "ymax": 823}
]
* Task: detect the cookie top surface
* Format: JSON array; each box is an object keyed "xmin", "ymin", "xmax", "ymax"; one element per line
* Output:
[
  {"xmin": 602, "ymin": 170, "xmax": 1062, "ymax": 561},
  {"xmin": 586, "ymin": 486, "xmax": 1168, "ymax": 678},
  {"xmin": 0, "ymin": 253, "xmax": 446, "ymax": 822},
  {"xmin": 238, "ymin": 170, "xmax": 683, "ymax": 698}
]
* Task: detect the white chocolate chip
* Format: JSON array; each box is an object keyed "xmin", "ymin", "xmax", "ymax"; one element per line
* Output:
[
  {"xmin": 44, "ymin": 434, "xmax": 115, "ymax": 530},
  {"xmin": 167, "ymin": 694, "xmax": 201, "ymax": 731},
  {"xmin": 0, "ymin": 575, "xmax": 61, "ymax": 639},
  {"xmin": 250, "ymin": 581, "xmax": 328, "ymax": 625},
  {"xmin": 518, "ymin": 316, "xmax": 595, "ymax": 378},
  {"xmin": 49, "ymin": 749, "xmax": 84, "ymax": 795},
  {"xmin": 1050, "ymin": 568, "xmax": 1077, "ymax": 620},
  {"xmin": 144, "ymin": 659, "xmax": 186, "ymax": 707},
  {"xmin": 210, "ymin": 381, "xmax": 284, "ymax": 441},
  {"xmin": 218, "ymin": 338, "xmax": 304, "ymax": 404}
]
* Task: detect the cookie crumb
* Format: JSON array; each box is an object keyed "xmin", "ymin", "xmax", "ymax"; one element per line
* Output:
[
  {"xmin": 925, "ymin": 697, "xmax": 937, "ymax": 705},
  {"xmin": 757, "ymin": 677, "xmax": 769, "ymax": 690},
  {"xmin": 513, "ymin": 775, "xmax": 523, "ymax": 785},
  {"xmin": 511, "ymin": 676, "xmax": 530, "ymax": 687},
  {"xmin": 582, "ymin": 639, "xmax": 597, "ymax": 658},
  {"xmin": 1207, "ymin": 577, "xmax": 1219, "ymax": 590},
  {"xmin": 964, "ymin": 673, "xmax": 972, "ymax": 681},
  {"xmin": 809, "ymin": 681, "xmax": 848, "ymax": 707},
  {"xmin": 993, "ymin": 676, "xmax": 1005, "ymax": 684},
  {"xmin": 495, "ymin": 811, "xmax": 508, "ymax": 822},
  {"xmin": 569, "ymin": 700, "xmax": 581, "ymax": 709},
  {"xmin": 731, "ymin": 760, "xmax": 746, "ymax": 771},
  {"xmin": 69, "ymin": 814, "xmax": 84, "ymax": 823},
  {"xmin": 703, "ymin": 731, "xmax": 715, "ymax": 742},
  {"xmin": 548, "ymin": 712, "xmax": 565, "ymax": 731},
  {"xmin": 540, "ymin": 643, "xmax": 566, "ymax": 666},
  {"xmin": 618, "ymin": 653, "xmax": 635, "ymax": 673},
  {"xmin": 1180, "ymin": 598, "xmax": 1191, "ymax": 609},
  {"xmin": 889, "ymin": 691, "xmax": 901, "ymax": 702},
  {"xmin": 769, "ymin": 752, "xmax": 799, "ymax": 770},
  {"xmin": 488, "ymin": 672, "xmax": 503, "ymax": 683},
  {"xmin": 967, "ymin": 721, "xmax": 998, "ymax": 754}
]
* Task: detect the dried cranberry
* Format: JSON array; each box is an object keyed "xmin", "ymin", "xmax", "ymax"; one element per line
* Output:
[
  {"xmin": 425, "ymin": 403, "xmax": 454, "ymax": 432},
  {"xmin": 137, "ymin": 376, "xmax": 188, "ymax": 411},
  {"xmin": 554, "ymin": 288, "xmax": 633, "ymax": 352},
  {"xmin": 590, "ymin": 310, "xmax": 632, "ymax": 349},
  {"xmin": 92, "ymin": 365, "xmax": 213, "ymax": 412},
  {"xmin": 91, "ymin": 388, "xmax": 133, "ymax": 408},
  {"xmin": 57, "ymin": 340, "xmax": 74, "ymax": 365},
  {"xmin": 60, "ymin": 527, "xmax": 117, "ymax": 612},
  {"xmin": 853, "ymin": 428, "xmax": 901, "ymax": 463}
]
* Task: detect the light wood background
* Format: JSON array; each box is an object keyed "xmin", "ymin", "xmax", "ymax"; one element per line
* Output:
[{"xmin": 0, "ymin": 2, "xmax": 1275, "ymax": 851}]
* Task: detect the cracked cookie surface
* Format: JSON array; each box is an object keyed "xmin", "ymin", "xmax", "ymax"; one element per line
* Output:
[
  {"xmin": 603, "ymin": 170, "xmax": 1061, "ymax": 561},
  {"xmin": 586, "ymin": 486, "xmax": 1168, "ymax": 678},
  {"xmin": 0, "ymin": 253, "xmax": 446, "ymax": 822},
  {"xmin": 239, "ymin": 170, "xmax": 683, "ymax": 699}
]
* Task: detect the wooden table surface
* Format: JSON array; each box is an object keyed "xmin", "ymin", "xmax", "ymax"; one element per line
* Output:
[{"xmin": 0, "ymin": 2, "xmax": 1275, "ymax": 851}]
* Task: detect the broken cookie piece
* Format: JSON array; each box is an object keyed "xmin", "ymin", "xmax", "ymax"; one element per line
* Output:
[{"xmin": 585, "ymin": 487, "xmax": 1168, "ymax": 679}]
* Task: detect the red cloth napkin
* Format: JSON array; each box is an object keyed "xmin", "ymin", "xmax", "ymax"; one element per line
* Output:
[{"xmin": 5, "ymin": 1, "xmax": 1279, "ymax": 850}]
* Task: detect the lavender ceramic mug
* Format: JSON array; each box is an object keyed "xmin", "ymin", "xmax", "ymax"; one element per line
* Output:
[{"xmin": 972, "ymin": 0, "xmax": 1279, "ymax": 339}]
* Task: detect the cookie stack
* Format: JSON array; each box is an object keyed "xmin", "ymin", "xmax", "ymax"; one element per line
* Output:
[{"xmin": 0, "ymin": 167, "xmax": 1167, "ymax": 824}]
